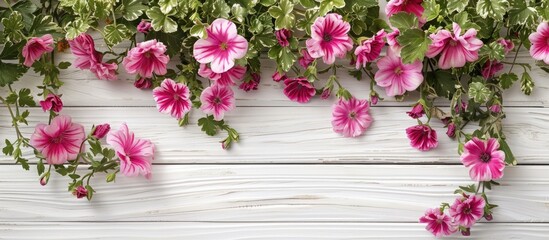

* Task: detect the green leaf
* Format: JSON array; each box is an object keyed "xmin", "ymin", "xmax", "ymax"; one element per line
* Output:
[
  {"xmin": 389, "ymin": 12, "xmax": 418, "ymax": 29},
  {"xmin": 426, "ymin": 70, "xmax": 457, "ymax": 98},
  {"xmin": 2, "ymin": 139, "xmax": 14, "ymax": 156},
  {"xmin": 30, "ymin": 15, "xmax": 63, "ymax": 37},
  {"xmin": 0, "ymin": 42, "xmax": 25, "ymax": 60},
  {"xmin": 269, "ymin": 0, "xmax": 295, "ymax": 30},
  {"xmin": 0, "ymin": 61, "xmax": 27, "ymax": 87},
  {"xmin": 106, "ymin": 172, "xmax": 117, "ymax": 182},
  {"xmin": 299, "ymin": 0, "xmax": 316, "ymax": 8},
  {"xmin": 65, "ymin": 19, "xmax": 90, "ymax": 40},
  {"xmin": 453, "ymin": 12, "xmax": 481, "ymax": 33},
  {"xmin": 210, "ymin": 0, "xmax": 231, "ymax": 18},
  {"xmin": 104, "ymin": 24, "xmax": 131, "ymax": 46},
  {"xmin": 296, "ymin": 9, "xmax": 318, "ymax": 35},
  {"xmin": 18, "ymin": 88, "xmax": 36, "ymax": 107},
  {"xmin": 146, "ymin": 7, "xmax": 178, "ymax": 33},
  {"xmin": 468, "ymin": 82, "xmax": 491, "ymax": 103},
  {"xmin": 476, "ymin": 0, "xmax": 509, "ymax": 21},
  {"xmin": 498, "ymin": 138, "xmax": 517, "ymax": 165},
  {"xmin": 17, "ymin": 157, "xmax": 30, "ymax": 170},
  {"xmin": 422, "ymin": 0, "xmax": 441, "ymax": 21},
  {"xmin": 189, "ymin": 24, "xmax": 207, "ymax": 39},
  {"xmin": 499, "ymin": 73, "xmax": 518, "ymax": 89},
  {"xmin": 520, "ymin": 71, "xmax": 534, "ymax": 95},
  {"xmin": 59, "ymin": 62, "xmax": 72, "ymax": 69},
  {"xmin": 508, "ymin": 0, "xmax": 537, "ymax": 26},
  {"xmin": 85, "ymin": 185, "xmax": 94, "ymax": 200},
  {"xmin": 117, "ymin": 0, "xmax": 147, "ymax": 21},
  {"xmin": 159, "ymin": 0, "xmax": 178, "ymax": 14},
  {"xmin": 0, "ymin": 0, "xmax": 38, "ymax": 29},
  {"xmin": 318, "ymin": 0, "xmax": 346, "ymax": 16},
  {"xmin": 231, "ymin": 4, "xmax": 247, "ymax": 23},
  {"xmin": 447, "ymin": 0, "xmax": 469, "ymax": 13},
  {"xmin": 397, "ymin": 29, "xmax": 431, "ymax": 64},
  {"xmin": 278, "ymin": 47, "xmax": 296, "ymax": 72},
  {"xmin": 198, "ymin": 115, "xmax": 219, "ymax": 136},
  {"xmin": 479, "ymin": 42, "xmax": 505, "ymax": 61},
  {"xmin": 1, "ymin": 11, "xmax": 25, "ymax": 43},
  {"xmin": 251, "ymin": 28, "xmax": 277, "ymax": 48}
]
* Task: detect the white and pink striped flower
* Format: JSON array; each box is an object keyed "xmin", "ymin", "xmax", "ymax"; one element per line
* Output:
[
  {"xmin": 107, "ymin": 123, "xmax": 155, "ymax": 179},
  {"xmin": 461, "ymin": 137, "xmax": 505, "ymax": 181},
  {"xmin": 306, "ymin": 13, "xmax": 353, "ymax": 65},
  {"xmin": 123, "ymin": 40, "xmax": 169, "ymax": 78},
  {"xmin": 153, "ymin": 78, "xmax": 192, "ymax": 120},
  {"xmin": 375, "ymin": 48, "xmax": 423, "ymax": 96},
  {"xmin": 529, "ymin": 22, "xmax": 549, "ymax": 64},
  {"xmin": 30, "ymin": 115, "xmax": 85, "ymax": 165},
  {"xmin": 193, "ymin": 19, "xmax": 248, "ymax": 74},
  {"xmin": 200, "ymin": 84, "xmax": 235, "ymax": 120},
  {"xmin": 198, "ymin": 64, "xmax": 246, "ymax": 86},
  {"xmin": 426, "ymin": 23, "xmax": 483, "ymax": 69},
  {"xmin": 331, "ymin": 97, "xmax": 373, "ymax": 138}
]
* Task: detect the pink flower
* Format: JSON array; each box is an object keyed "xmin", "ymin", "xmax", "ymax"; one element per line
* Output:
[
  {"xmin": 528, "ymin": 22, "xmax": 549, "ymax": 64},
  {"xmin": 198, "ymin": 64, "xmax": 246, "ymax": 86},
  {"xmin": 153, "ymin": 78, "xmax": 192, "ymax": 120},
  {"xmin": 375, "ymin": 48, "xmax": 423, "ymax": 96},
  {"xmin": 497, "ymin": 39, "xmax": 514, "ymax": 54},
  {"xmin": 406, "ymin": 124, "xmax": 438, "ymax": 151},
  {"xmin": 272, "ymin": 71, "xmax": 287, "ymax": 82},
  {"xmin": 481, "ymin": 60, "xmax": 504, "ymax": 79},
  {"xmin": 446, "ymin": 122, "xmax": 456, "ymax": 138},
  {"xmin": 426, "ymin": 23, "xmax": 483, "ymax": 69},
  {"xmin": 406, "ymin": 103, "xmax": 424, "ymax": 119},
  {"xmin": 283, "ymin": 77, "xmax": 316, "ymax": 103},
  {"xmin": 30, "ymin": 115, "xmax": 85, "ymax": 165},
  {"xmin": 387, "ymin": 28, "xmax": 401, "ymax": 54},
  {"xmin": 134, "ymin": 78, "xmax": 152, "ymax": 89},
  {"xmin": 200, "ymin": 84, "xmax": 235, "ymax": 120},
  {"xmin": 39, "ymin": 174, "xmax": 49, "ymax": 186},
  {"xmin": 320, "ymin": 88, "xmax": 331, "ymax": 99},
  {"xmin": 74, "ymin": 186, "xmax": 88, "ymax": 199},
  {"xmin": 40, "ymin": 93, "xmax": 63, "ymax": 113},
  {"xmin": 386, "ymin": 0, "xmax": 424, "ymax": 19},
  {"xmin": 306, "ymin": 13, "xmax": 353, "ymax": 65},
  {"xmin": 461, "ymin": 137, "xmax": 506, "ymax": 181},
  {"xmin": 91, "ymin": 124, "xmax": 110, "ymax": 139},
  {"xmin": 90, "ymin": 61, "xmax": 118, "ymax": 81},
  {"xmin": 239, "ymin": 73, "xmax": 260, "ymax": 92},
  {"xmin": 450, "ymin": 194, "xmax": 486, "ymax": 227},
  {"xmin": 419, "ymin": 208, "xmax": 456, "ymax": 237},
  {"xmin": 193, "ymin": 18, "xmax": 248, "ymax": 73},
  {"xmin": 275, "ymin": 29, "xmax": 291, "ymax": 47},
  {"xmin": 107, "ymin": 123, "xmax": 155, "ymax": 179},
  {"xmin": 137, "ymin": 20, "xmax": 152, "ymax": 33},
  {"xmin": 68, "ymin": 33, "xmax": 101, "ymax": 70},
  {"xmin": 123, "ymin": 40, "xmax": 169, "ymax": 78},
  {"xmin": 332, "ymin": 97, "xmax": 373, "ymax": 137},
  {"xmin": 22, "ymin": 34, "xmax": 54, "ymax": 67},
  {"xmin": 489, "ymin": 104, "xmax": 501, "ymax": 113},
  {"xmin": 299, "ymin": 49, "xmax": 315, "ymax": 68},
  {"xmin": 355, "ymin": 30, "xmax": 386, "ymax": 69}
]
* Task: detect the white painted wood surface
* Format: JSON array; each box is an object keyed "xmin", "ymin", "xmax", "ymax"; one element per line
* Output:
[{"xmin": 1, "ymin": 45, "xmax": 548, "ymax": 239}]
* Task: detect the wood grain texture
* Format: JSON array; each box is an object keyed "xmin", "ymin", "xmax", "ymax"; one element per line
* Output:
[
  {"xmin": 2, "ymin": 53, "xmax": 547, "ymax": 107},
  {"xmin": 0, "ymin": 165, "xmax": 547, "ymax": 222},
  {"xmin": 1, "ymin": 222, "xmax": 548, "ymax": 239},
  {"xmin": 1, "ymin": 107, "xmax": 547, "ymax": 164}
]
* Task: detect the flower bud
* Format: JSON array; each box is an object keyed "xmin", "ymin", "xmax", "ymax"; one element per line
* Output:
[
  {"xmin": 92, "ymin": 124, "xmax": 111, "ymax": 139},
  {"xmin": 275, "ymin": 29, "xmax": 291, "ymax": 47},
  {"xmin": 321, "ymin": 88, "xmax": 331, "ymax": 100},
  {"xmin": 461, "ymin": 228, "xmax": 471, "ymax": 236},
  {"xmin": 370, "ymin": 93, "xmax": 379, "ymax": 106},
  {"xmin": 489, "ymin": 104, "xmax": 501, "ymax": 113},
  {"xmin": 239, "ymin": 73, "xmax": 260, "ymax": 92},
  {"xmin": 484, "ymin": 214, "xmax": 493, "ymax": 221},
  {"xmin": 39, "ymin": 93, "xmax": 63, "ymax": 113},
  {"xmin": 134, "ymin": 78, "xmax": 153, "ymax": 89},
  {"xmin": 446, "ymin": 122, "xmax": 456, "ymax": 138},
  {"xmin": 73, "ymin": 185, "xmax": 88, "ymax": 199},
  {"xmin": 137, "ymin": 20, "xmax": 152, "ymax": 33},
  {"xmin": 406, "ymin": 103, "xmax": 425, "ymax": 119},
  {"xmin": 39, "ymin": 172, "xmax": 50, "ymax": 186},
  {"xmin": 272, "ymin": 71, "xmax": 287, "ymax": 82}
]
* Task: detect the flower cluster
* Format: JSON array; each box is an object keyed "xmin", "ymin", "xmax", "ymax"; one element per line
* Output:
[{"xmin": 1, "ymin": 0, "xmax": 548, "ymax": 235}]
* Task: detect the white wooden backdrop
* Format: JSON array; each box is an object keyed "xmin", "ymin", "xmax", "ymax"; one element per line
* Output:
[{"xmin": 2, "ymin": 7, "xmax": 549, "ymax": 240}]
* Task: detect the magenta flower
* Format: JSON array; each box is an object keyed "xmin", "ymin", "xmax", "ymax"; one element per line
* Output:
[
  {"xmin": 193, "ymin": 18, "xmax": 248, "ymax": 73},
  {"xmin": 239, "ymin": 72, "xmax": 260, "ymax": 92},
  {"xmin": 306, "ymin": 13, "xmax": 353, "ymax": 65},
  {"xmin": 134, "ymin": 78, "xmax": 152, "ymax": 89},
  {"xmin": 299, "ymin": 49, "xmax": 315, "ymax": 68},
  {"xmin": 355, "ymin": 30, "xmax": 386, "ymax": 69},
  {"xmin": 406, "ymin": 124, "xmax": 438, "ymax": 151},
  {"xmin": 419, "ymin": 208, "xmax": 456, "ymax": 237},
  {"xmin": 40, "ymin": 93, "xmax": 63, "ymax": 113},
  {"xmin": 198, "ymin": 64, "xmax": 246, "ymax": 86},
  {"xmin": 272, "ymin": 71, "xmax": 287, "ymax": 82},
  {"xmin": 481, "ymin": 60, "xmax": 504, "ymax": 79},
  {"xmin": 461, "ymin": 137, "xmax": 506, "ymax": 181},
  {"xmin": 200, "ymin": 84, "xmax": 235, "ymax": 120},
  {"xmin": 22, "ymin": 34, "xmax": 54, "ymax": 67},
  {"xmin": 107, "ymin": 123, "xmax": 155, "ymax": 179},
  {"xmin": 332, "ymin": 97, "xmax": 373, "ymax": 137},
  {"xmin": 406, "ymin": 103, "xmax": 424, "ymax": 119},
  {"xmin": 489, "ymin": 104, "xmax": 502, "ymax": 113},
  {"xmin": 497, "ymin": 38, "xmax": 514, "ymax": 54},
  {"xmin": 275, "ymin": 29, "xmax": 291, "ymax": 47},
  {"xmin": 30, "ymin": 115, "xmax": 85, "ymax": 165},
  {"xmin": 74, "ymin": 186, "xmax": 88, "ymax": 199},
  {"xmin": 450, "ymin": 194, "xmax": 486, "ymax": 228},
  {"xmin": 91, "ymin": 124, "xmax": 111, "ymax": 140},
  {"xmin": 283, "ymin": 77, "xmax": 316, "ymax": 103},
  {"xmin": 426, "ymin": 23, "xmax": 483, "ymax": 69},
  {"xmin": 375, "ymin": 49, "xmax": 423, "ymax": 96},
  {"xmin": 68, "ymin": 33, "xmax": 101, "ymax": 70},
  {"xmin": 123, "ymin": 40, "xmax": 169, "ymax": 78},
  {"xmin": 386, "ymin": 28, "xmax": 401, "ymax": 54},
  {"xmin": 529, "ymin": 22, "xmax": 549, "ymax": 64},
  {"xmin": 137, "ymin": 20, "xmax": 152, "ymax": 33},
  {"xmin": 386, "ymin": 0, "xmax": 424, "ymax": 19},
  {"xmin": 90, "ymin": 61, "xmax": 118, "ymax": 81},
  {"xmin": 153, "ymin": 78, "xmax": 192, "ymax": 120}
]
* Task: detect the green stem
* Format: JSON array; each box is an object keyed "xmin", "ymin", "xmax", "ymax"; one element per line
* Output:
[{"xmin": 508, "ymin": 41, "xmax": 523, "ymax": 74}]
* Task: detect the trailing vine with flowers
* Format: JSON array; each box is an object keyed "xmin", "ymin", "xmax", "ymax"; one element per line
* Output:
[{"xmin": 1, "ymin": 0, "xmax": 548, "ymax": 237}]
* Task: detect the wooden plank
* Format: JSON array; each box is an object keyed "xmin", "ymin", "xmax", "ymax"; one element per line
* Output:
[
  {"xmin": 3, "ymin": 53, "xmax": 547, "ymax": 107},
  {"xmin": 1, "ymin": 222, "xmax": 548, "ymax": 239},
  {"xmin": 1, "ymin": 107, "xmax": 547, "ymax": 164},
  {"xmin": 0, "ymin": 165, "xmax": 547, "ymax": 222}
]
